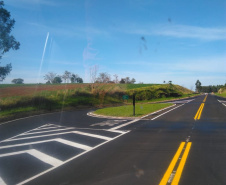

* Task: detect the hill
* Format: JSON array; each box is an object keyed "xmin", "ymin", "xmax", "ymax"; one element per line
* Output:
[{"xmin": 0, "ymin": 83, "xmax": 194, "ymax": 121}]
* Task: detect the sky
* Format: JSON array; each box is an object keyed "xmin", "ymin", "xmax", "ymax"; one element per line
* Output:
[{"xmin": 2, "ymin": 0, "xmax": 226, "ymax": 89}]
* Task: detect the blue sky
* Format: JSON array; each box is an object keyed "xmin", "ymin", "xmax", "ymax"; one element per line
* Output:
[{"xmin": 2, "ymin": 0, "xmax": 226, "ymax": 89}]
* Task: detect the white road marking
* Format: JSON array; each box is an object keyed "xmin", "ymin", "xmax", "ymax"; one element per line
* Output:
[
  {"xmin": 34, "ymin": 126, "xmax": 64, "ymax": 131},
  {"xmin": 217, "ymin": 100, "xmax": 226, "ymax": 107},
  {"xmin": 0, "ymin": 149, "xmax": 63, "ymax": 167},
  {"xmin": 21, "ymin": 127, "xmax": 75, "ymax": 135},
  {"xmin": 91, "ymin": 120, "xmax": 127, "ymax": 127},
  {"xmin": 0, "ymin": 138, "xmax": 92, "ymax": 150},
  {"xmin": 0, "ymin": 177, "xmax": 6, "ymax": 185},
  {"xmin": 3, "ymin": 131, "xmax": 75, "ymax": 142},
  {"xmin": 55, "ymin": 138, "xmax": 92, "ymax": 151},
  {"xmin": 167, "ymin": 99, "xmax": 195, "ymax": 104},
  {"xmin": 17, "ymin": 131, "xmax": 128, "ymax": 185},
  {"xmin": 0, "ymin": 124, "xmax": 49, "ymax": 143},
  {"xmin": 72, "ymin": 131, "xmax": 112, "ymax": 141},
  {"xmin": 151, "ymin": 104, "xmax": 184, "ymax": 120},
  {"xmin": 3, "ymin": 130, "xmax": 112, "ymax": 142},
  {"xmin": 107, "ymin": 129, "xmax": 128, "ymax": 134},
  {"xmin": 109, "ymin": 119, "xmax": 140, "ymax": 130},
  {"xmin": 0, "ymin": 123, "xmax": 129, "ymax": 185},
  {"xmin": 27, "ymin": 149, "xmax": 63, "ymax": 167}
]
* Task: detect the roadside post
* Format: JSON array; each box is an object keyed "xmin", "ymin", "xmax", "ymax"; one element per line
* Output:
[{"xmin": 133, "ymin": 93, "xmax": 135, "ymax": 116}]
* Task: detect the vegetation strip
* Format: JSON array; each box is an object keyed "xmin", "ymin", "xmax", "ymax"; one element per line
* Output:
[{"xmin": 94, "ymin": 103, "xmax": 173, "ymax": 117}]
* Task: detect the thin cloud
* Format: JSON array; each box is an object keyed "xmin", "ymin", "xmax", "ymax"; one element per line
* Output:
[
  {"xmin": 117, "ymin": 23, "xmax": 226, "ymax": 41},
  {"xmin": 28, "ymin": 22, "xmax": 108, "ymax": 38},
  {"xmin": 153, "ymin": 24, "xmax": 226, "ymax": 41}
]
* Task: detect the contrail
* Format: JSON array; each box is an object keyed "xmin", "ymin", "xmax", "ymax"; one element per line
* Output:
[{"xmin": 37, "ymin": 32, "xmax": 49, "ymax": 83}]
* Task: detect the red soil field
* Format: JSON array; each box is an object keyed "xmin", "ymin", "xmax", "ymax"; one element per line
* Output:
[{"xmin": 0, "ymin": 84, "xmax": 90, "ymax": 98}]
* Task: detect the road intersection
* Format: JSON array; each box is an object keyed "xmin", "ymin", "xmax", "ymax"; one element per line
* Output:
[{"xmin": 0, "ymin": 95, "xmax": 225, "ymax": 185}]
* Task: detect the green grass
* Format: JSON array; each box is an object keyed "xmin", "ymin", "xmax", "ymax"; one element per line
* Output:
[
  {"xmin": 94, "ymin": 103, "xmax": 173, "ymax": 117},
  {"xmin": 215, "ymin": 93, "xmax": 226, "ymax": 98},
  {"xmin": 125, "ymin": 84, "xmax": 158, "ymax": 90},
  {"xmin": 0, "ymin": 107, "xmax": 37, "ymax": 117}
]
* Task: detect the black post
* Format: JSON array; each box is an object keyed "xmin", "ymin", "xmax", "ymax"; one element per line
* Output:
[{"xmin": 133, "ymin": 93, "xmax": 135, "ymax": 116}]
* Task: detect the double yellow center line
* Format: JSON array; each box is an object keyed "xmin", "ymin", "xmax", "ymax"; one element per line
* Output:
[
  {"xmin": 194, "ymin": 95, "xmax": 207, "ymax": 120},
  {"xmin": 159, "ymin": 142, "xmax": 192, "ymax": 185}
]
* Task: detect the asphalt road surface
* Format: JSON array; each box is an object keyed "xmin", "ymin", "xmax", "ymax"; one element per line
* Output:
[{"xmin": 0, "ymin": 94, "xmax": 226, "ymax": 185}]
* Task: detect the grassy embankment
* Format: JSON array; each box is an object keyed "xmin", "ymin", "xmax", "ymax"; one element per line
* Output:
[
  {"xmin": 216, "ymin": 87, "xmax": 226, "ymax": 98},
  {"xmin": 0, "ymin": 83, "xmax": 194, "ymax": 121}
]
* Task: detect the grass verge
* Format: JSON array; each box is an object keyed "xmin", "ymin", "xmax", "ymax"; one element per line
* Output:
[
  {"xmin": 94, "ymin": 103, "xmax": 173, "ymax": 117},
  {"xmin": 215, "ymin": 93, "xmax": 226, "ymax": 98}
]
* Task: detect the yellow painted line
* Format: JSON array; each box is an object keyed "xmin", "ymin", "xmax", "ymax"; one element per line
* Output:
[
  {"xmin": 203, "ymin": 95, "xmax": 207, "ymax": 103},
  {"xmin": 197, "ymin": 103, "xmax": 204, "ymax": 119},
  {"xmin": 171, "ymin": 142, "xmax": 192, "ymax": 185},
  {"xmin": 194, "ymin": 103, "xmax": 204, "ymax": 120},
  {"xmin": 159, "ymin": 142, "xmax": 185, "ymax": 185}
]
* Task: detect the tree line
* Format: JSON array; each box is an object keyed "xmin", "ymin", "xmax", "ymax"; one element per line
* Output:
[
  {"xmin": 94, "ymin": 72, "xmax": 136, "ymax": 84},
  {"xmin": 44, "ymin": 71, "xmax": 83, "ymax": 84},
  {"xmin": 195, "ymin": 79, "xmax": 225, "ymax": 93}
]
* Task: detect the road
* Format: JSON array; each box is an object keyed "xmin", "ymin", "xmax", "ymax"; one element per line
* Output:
[{"xmin": 0, "ymin": 94, "xmax": 226, "ymax": 185}]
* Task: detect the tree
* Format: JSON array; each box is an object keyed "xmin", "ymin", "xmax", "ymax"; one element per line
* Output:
[
  {"xmin": 131, "ymin": 78, "xmax": 136, "ymax": 84},
  {"xmin": 113, "ymin": 74, "xmax": 119, "ymax": 84},
  {"xmin": 62, "ymin": 70, "xmax": 71, "ymax": 83},
  {"xmin": 0, "ymin": 63, "xmax": 11, "ymax": 81},
  {"xmin": 195, "ymin": 80, "xmax": 202, "ymax": 93},
  {"xmin": 120, "ymin": 78, "xmax": 125, "ymax": 84},
  {"xmin": 0, "ymin": 1, "xmax": 20, "ymax": 81},
  {"xmin": 44, "ymin": 72, "xmax": 57, "ymax": 84},
  {"xmin": 52, "ymin": 76, "xmax": 62, "ymax": 84},
  {"xmin": 76, "ymin": 77, "xmax": 83, "ymax": 83},
  {"xmin": 71, "ymin": 73, "xmax": 83, "ymax": 83},
  {"xmin": 71, "ymin": 74, "xmax": 79, "ymax": 83},
  {"xmin": 96, "ymin": 72, "xmax": 111, "ymax": 83},
  {"xmin": 90, "ymin": 65, "xmax": 98, "ymax": 83},
  {"xmin": 11, "ymin": 78, "xmax": 23, "ymax": 84},
  {"xmin": 125, "ymin": 77, "xmax": 130, "ymax": 84}
]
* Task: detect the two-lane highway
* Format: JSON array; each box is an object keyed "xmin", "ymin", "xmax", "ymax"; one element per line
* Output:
[{"xmin": 0, "ymin": 94, "xmax": 226, "ymax": 185}]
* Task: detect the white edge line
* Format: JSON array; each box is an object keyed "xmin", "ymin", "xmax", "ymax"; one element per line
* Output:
[
  {"xmin": 109, "ymin": 104, "xmax": 176, "ymax": 130},
  {"xmin": 17, "ymin": 131, "xmax": 129, "ymax": 185},
  {"xmin": 0, "ymin": 177, "xmax": 6, "ymax": 185},
  {"xmin": 151, "ymin": 104, "xmax": 184, "ymax": 120}
]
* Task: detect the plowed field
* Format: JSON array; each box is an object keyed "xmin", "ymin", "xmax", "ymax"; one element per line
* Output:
[{"xmin": 0, "ymin": 84, "xmax": 89, "ymax": 98}]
